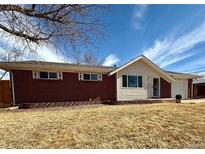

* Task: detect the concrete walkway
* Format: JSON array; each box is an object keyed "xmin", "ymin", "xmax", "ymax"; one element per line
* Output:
[{"xmin": 182, "ymin": 98, "xmax": 205, "ymax": 103}]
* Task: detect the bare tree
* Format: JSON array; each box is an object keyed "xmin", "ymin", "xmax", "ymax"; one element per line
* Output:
[
  {"xmin": 0, "ymin": 46, "xmax": 23, "ymax": 80},
  {"xmin": 0, "ymin": 44, "xmax": 23, "ymax": 62},
  {"xmin": 72, "ymin": 49, "xmax": 82, "ymax": 64},
  {"xmin": 82, "ymin": 51, "xmax": 97, "ymax": 65},
  {"xmin": 1, "ymin": 49, "xmax": 22, "ymax": 62},
  {"xmin": 82, "ymin": 51, "xmax": 105, "ymax": 65},
  {"xmin": 0, "ymin": 4, "xmax": 106, "ymax": 61}
]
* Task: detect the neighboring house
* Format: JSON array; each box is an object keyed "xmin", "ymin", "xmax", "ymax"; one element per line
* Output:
[
  {"xmin": 0, "ymin": 55, "xmax": 197, "ymax": 106},
  {"xmin": 193, "ymin": 79, "xmax": 205, "ymax": 99}
]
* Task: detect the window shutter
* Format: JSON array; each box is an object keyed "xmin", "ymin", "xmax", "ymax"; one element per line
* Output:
[
  {"xmin": 78, "ymin": 73, "xmax": 83, "ymax": 80},
  {"xmin": 58, "ymin": 72, "xmax": 63, "ymax": 80},
  {"xmin": 98, "ymin": 74, "xmax": 102, "ymax": 81},
  {"xmin": 36, "ymin": 71, "xmax": 40, "ymax": 79},
  {"xmin": 32, "ymin": 70, "xmax": 37, "ymax": 79},
  {"xmin": 122, "ymin": 75, "xmax": 127, "ymax": 87},
  {"xmin": 138, "ymin": 76, "xmax": 143, "ymax": 87}
]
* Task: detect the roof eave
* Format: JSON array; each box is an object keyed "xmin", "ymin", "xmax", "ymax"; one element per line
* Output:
[
  {"xmin": 108, "ymin": 56, "xmax": 142, "ymax": 76},
  {"xmin": 167, "ymin": 73, "xmax": 201, "ymax": 80},
  {"xmin": 109, "ymin": 55, "xmax": 175, "ymax": 83},
  {"xmin": 0, "ymin": 63, "xmax": 114, "ymax": 74}
]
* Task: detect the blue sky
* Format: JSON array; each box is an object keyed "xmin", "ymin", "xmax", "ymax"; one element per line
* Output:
[
  {"xmin": 90, "ymin": 4, "xmax": 205, "ymax": 74},
  {"xmin": 1, "ymin": 4, "xmax": 205, "ymax": 75}
]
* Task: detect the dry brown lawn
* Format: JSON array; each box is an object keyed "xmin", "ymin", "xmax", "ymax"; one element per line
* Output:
[{"xmin": 0, "ymin": 103, "xmax": 205, "ymax": 149}]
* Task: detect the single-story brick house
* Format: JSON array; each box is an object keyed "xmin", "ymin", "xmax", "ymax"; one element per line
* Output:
[{"xmin": 0, "ymin": 55, "xmax": 198, "ymax": 106}]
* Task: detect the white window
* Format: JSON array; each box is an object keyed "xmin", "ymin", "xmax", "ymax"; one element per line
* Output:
[
  {"xmin": 122, "ymin": 75, "xmax": 143, "ymax": 88},
  {"xmin": 33, "ymin": 71, "xmax": 63, "ymax": 80},
  {"xmin": 78, "ymin": 73, "xmax": 102, "ymax": 81}
]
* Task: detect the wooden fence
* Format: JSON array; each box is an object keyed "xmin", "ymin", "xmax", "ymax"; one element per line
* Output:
[{"xmin": 0, "ymin": 80, "xmax": 12, "ymax": 108}]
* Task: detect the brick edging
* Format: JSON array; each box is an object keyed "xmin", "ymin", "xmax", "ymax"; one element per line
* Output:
[
  {"xmin": 18, "ymin": 101, "xmax": 102, "ymax": 109},
  {"xmin": 18, "ymin": 99, "xmax": 176, "ymax": 109}
]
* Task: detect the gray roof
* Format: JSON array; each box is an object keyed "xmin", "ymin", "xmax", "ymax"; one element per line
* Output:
[
  {"xmin": 0, "ymin": 60, "xmax": 116, "ymax": 74},
  {"xmin": 0, "ymin": 60, "xmax": 199, "ymax": 79},
  {"xmin": 0, "ymin": 60, "xmax": 115, "ymax": 69},
  {"xmin": 165, "ymin": 71, "xmax": 194, "ymax": 76}
]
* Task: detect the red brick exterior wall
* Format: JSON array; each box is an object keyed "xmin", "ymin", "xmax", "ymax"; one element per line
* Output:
[
  {"xmin": 188, "ymin": 79, "xmax": 193, "ymax": 99},
  {"xmin": 193, "ymin": 84, "xmax": 197, "ymax": 99},
  {"xmin": 160, "ymin": 77, "xmax": 171, "ymax": 98},
  {"xmin": 12, "ymin": 70, "xmax": 116, "ymax": 104},
  {"xmin": 194, "ymin": 83, "xmax": 205, "ymax": 99}
]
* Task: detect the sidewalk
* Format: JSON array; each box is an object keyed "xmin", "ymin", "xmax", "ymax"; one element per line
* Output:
[{"xmin": 182, "ymin": 98, "xmax": 205, "ymax": 103}]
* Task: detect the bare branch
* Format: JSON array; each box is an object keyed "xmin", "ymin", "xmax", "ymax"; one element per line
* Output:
[
  {"xmin": 0, "ymin": 23, "xmax": 52, "ymax": 43},
  {"xmin": 0, "ymin": 4, "xmax": 107, "ymax": 63}
]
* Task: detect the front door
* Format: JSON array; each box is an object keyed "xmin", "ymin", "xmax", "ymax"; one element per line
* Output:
[{"xmin": 153, "ymin": 78, "xmax": 160, "ymax": 97}]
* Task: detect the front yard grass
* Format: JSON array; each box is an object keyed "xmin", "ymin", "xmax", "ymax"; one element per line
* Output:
[{"xmin": 0, "ymin": 103, "xmax": 205, "ymax": 148}]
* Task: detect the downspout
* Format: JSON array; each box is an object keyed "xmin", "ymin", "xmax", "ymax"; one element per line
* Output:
[{"xmin": 9, "ymin": 70, "xmax": 16, "ymax": 106}]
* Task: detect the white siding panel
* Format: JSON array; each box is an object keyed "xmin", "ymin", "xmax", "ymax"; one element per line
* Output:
[
  {"xmin": 118, "ymin": 88, "xmax": 146, "ymax": 100},
  {"xmin": 117, "ymin": 59, "xmax": 161, "ymax": 100}
]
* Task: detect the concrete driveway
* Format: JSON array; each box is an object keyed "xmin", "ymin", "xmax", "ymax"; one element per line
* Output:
[{"xmin": 182, "ymin": 98, "xmax": 205, "ymax": 103}]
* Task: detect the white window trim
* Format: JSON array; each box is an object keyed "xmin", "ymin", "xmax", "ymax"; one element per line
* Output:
[
  {"xmin": 122, "ymin": 75, "xmax": 143, "ymax": 88},
  {"xmin": 78, "ymin": 73, "xmax": 102, "ymax": 81},
  {"xmin": 33, "ymin": 71, "xmax": 63, "ymax": 80}
]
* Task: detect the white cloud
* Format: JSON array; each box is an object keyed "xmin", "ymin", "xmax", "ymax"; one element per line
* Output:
[
  {"xmin": 143, "ymin": 20, "xmax": 205, "ymax": 68},
  {"xmin": 0, "ymin": 70, "xmax": 9, "ymax": 80},
  {"xmin": 0, "ymin": 29, "xmax": 68, "ymax": 63},
  {"xmin": 0, "ymin": 45, "xmax": 68, "ymax": 80},
  {"xmin": 174, "ymin": 55, "xmax": 205, "ymax": 73},
  {"xmin": 35, "ymin": 46, "xmax": 67, "ymax": 63},
  {"xmin": 132, "ymin": 5, "xmax": 148, "ymax": 30},
  {"xmin": 0, "ymin": 31, "xmax": 71, "ymax": 79},
  {"xmin": 143, "ymin": 39, "xmax": 170, "ymax": 60},
  {"xmin": 102, "ymin": 54, "xmax": 119, "ymax": 66}
]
